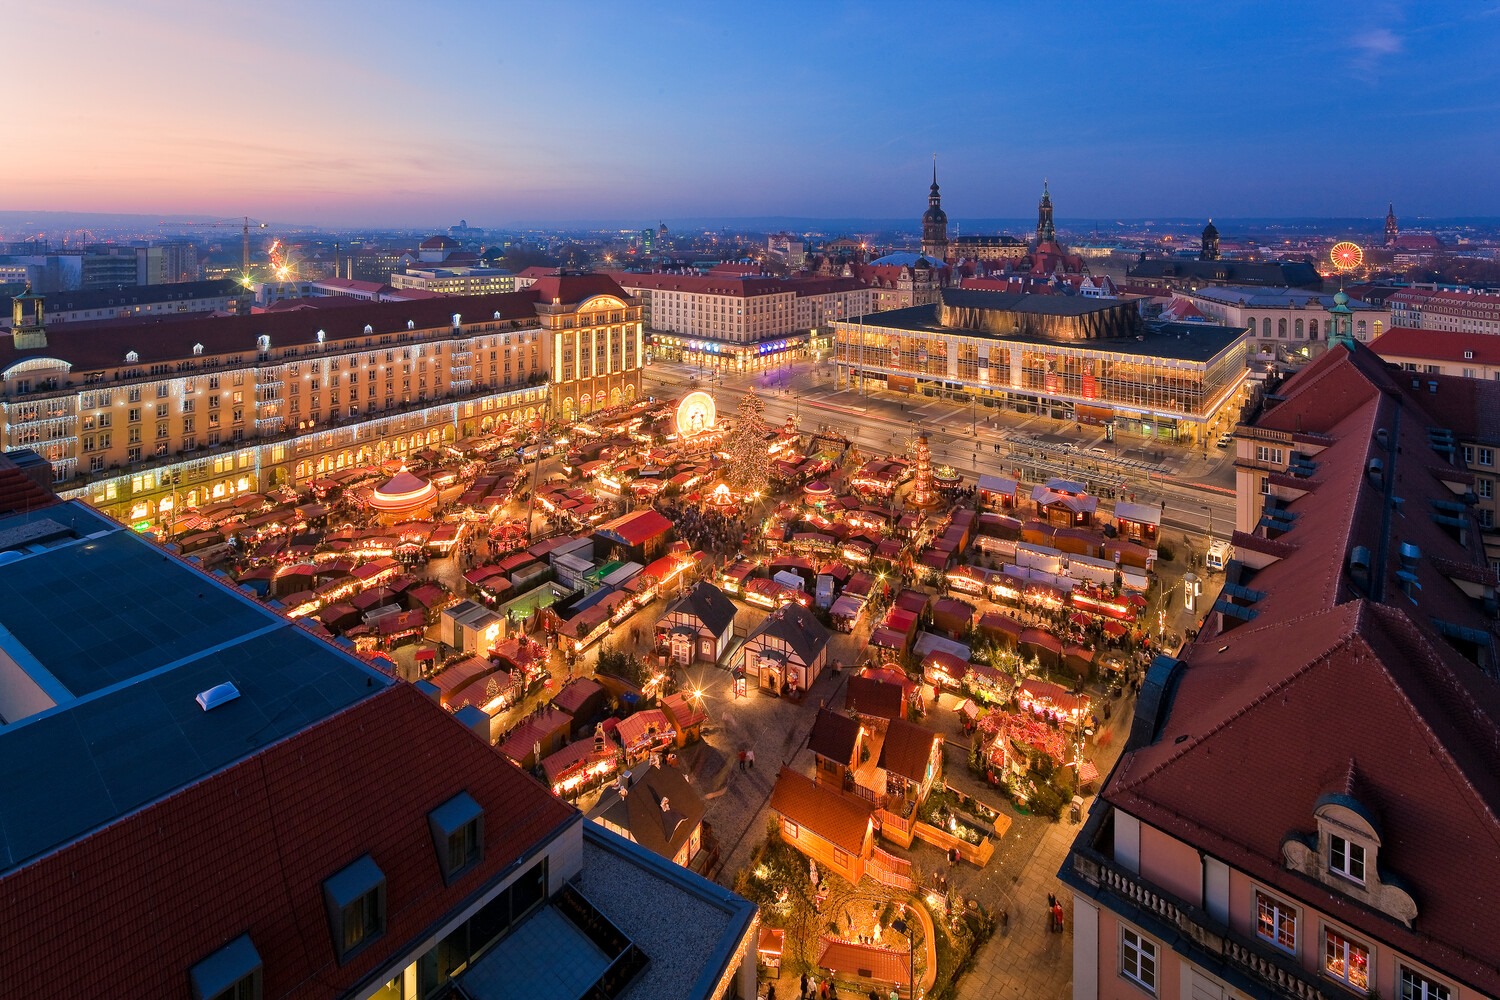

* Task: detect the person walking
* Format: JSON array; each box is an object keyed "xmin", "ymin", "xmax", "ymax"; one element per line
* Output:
[
  {"xmin": 1052, "ymin": 900, "xmax": 1066, "ymax": 933},
  {"xmin": 1047, "ymin": 892, "xmax": 1057, "ymax": 930},
  {"xmin": 747, "ymin": 748, "xmax": 756, "ymax": 769},
  {"xmin": 801, "ymin": 971, "xmax": 809, "ymax": 998},
  {"xmin": 738, "ymin": 749, "xmax": 746, "ymax": 771}
]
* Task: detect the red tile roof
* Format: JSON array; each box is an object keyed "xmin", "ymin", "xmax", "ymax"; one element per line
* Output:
[
  {"xmin": 596, "ymin": 509, "xmax": 673, "ymax": 546},
  {"xmin": 769, "ymin": 768, "xmax": 874, "ymax": 854},
  {"xmin": 1370, "ymin": 326, "xmax": 1500, "ymax": 367},
  {"xmin": 0, "ymin": 684, "xmax": 574, "ymax": 997},
  {"xmin": 1101, "ymin": 342, "xmax": 1500, "ymax": 994},
  {"xmin": 876, "ymin": 718, "xmax": 941, "ymax": 783}
]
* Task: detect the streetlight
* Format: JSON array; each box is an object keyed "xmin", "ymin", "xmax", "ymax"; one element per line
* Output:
[{"xmin": 892, "ymin": 906, "xmax": 917, "ymax": 999}]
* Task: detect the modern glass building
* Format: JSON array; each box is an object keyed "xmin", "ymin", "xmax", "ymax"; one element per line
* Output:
[{"xmin": 833, "ymin": 290, "xmax": 1251, "ymax": 443}]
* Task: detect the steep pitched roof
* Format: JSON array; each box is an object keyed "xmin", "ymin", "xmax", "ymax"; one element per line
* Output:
[
  {"xmin": 589, "ymin": 764, "xmax": 704, "ymax": 862},
  {"xmin": 746, "ymin": 601, "xmax": 830, "ymax": 665},
  {"xmin": 665, "ymin": 581, "xmax": 738, "ymax": 637},
  {"xmin": 807, "ymin": 707, "xmax": 861, "ymax": 765},
  {"xmin": 1100, "ymin": 343, "xmax": 1500, "ymax": 995},
  {"xmin": 0, "ymin": 684, "xmax": 576, "ymax": 997},
  {"xmin": 876, "ymin": 718, "xmax": 942, "ymax": 783},
  {"xmin": 845, "ymin": 676, "xmax": 904, "ymax": 721},
  {"xmin": 769, "ymin": 768, "xmax": 874, "ymax": 855}
]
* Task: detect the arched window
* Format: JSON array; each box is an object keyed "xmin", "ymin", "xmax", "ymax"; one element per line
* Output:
[
  {"xmin": 1278, "ymin": 319, "xmax": 1287, "ymax": 339},
  {"xmin": 1263, "ymin": 318, "xmax": 1272, "ymax": 338},
  {"xmin": 1357, "ymin": 320, "xmax": 1368, "ymax": 340},
  {"xmin": 1245, "ymin": 316, "xmax": 1255, "ymax": 337},
  {"xmin": 1309, "ymin": 319, "xmax": 1319, "ymax": 339},
  {"xmin": 1295, "ymin": 319, "xmax": 1304, "ymax": 338}
]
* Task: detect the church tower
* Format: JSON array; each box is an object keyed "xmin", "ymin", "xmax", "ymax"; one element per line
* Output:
[
  {"xmin": 1035, "ymin": 180, "xmax": 1056, "ymax": 245},
  {"xmin": 1385, "ymin": 203, "xmax": 1399, "ymax": 247},
  {"xmin": 1200, "ymin": 219, "xmax": 1220, "ymax": 261},
  {"xmin": 921, "ymin": 156, "xmax": 949, "ymax": 260}
]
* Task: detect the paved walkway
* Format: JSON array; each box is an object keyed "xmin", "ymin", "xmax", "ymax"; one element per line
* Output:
[{"xmin": 956, "ymin": 803, "xmax": 1081, "ymax": 1000}]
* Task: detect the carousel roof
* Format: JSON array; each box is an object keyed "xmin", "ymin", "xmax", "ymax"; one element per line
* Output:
[{"xmin": 369, "ymin": 468, "xmax": 437, "ymax": 513}]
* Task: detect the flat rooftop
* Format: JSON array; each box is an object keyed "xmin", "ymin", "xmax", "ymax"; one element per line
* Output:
[
  {"xmin": 851, "ymin": 304, "xmax": 1247, "ymax": 363},
  {"xmin": 0, "ymin": 500, "xmax": 390, "ymax": 873}
]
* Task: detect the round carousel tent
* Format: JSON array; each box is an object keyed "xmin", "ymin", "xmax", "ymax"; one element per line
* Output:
[{"xmin": 368, "ymin": 467, "xmax": 438, "ymax": 520}]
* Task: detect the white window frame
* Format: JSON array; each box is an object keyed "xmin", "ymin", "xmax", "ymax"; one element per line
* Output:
[
  {"xmin": 1324, "ymin": 926, "xmax": 1371, "ymax": 992},
  {"xmin": 1330, "ymin": 834, "xmax": 1366, "ymax": 884},
  {"xmin": 1120, "ymin": 925, "xmax": 1158, "ymax": 995},
  {"xmin": 1480, "ymin": 447, "xmax": 1495, "ymax": 467},
  {"xmin": 1255, "ymin": 889, "xmax": 1297, "ymax": 953},
  {"xmin": 1399, "ymin": 964, "xmax": 1452, "ymax": 1000}
]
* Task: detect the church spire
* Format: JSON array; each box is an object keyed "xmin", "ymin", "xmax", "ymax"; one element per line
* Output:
[
  {"xmin": 1036, "ymin": 178, "xmax": 1056, "ymax": 246},
  {"xmin": 921, "ymin": 156, "xmax": 949, "ymax": 260}
]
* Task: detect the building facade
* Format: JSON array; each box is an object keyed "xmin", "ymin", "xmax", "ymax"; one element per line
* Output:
[
  {"xmin": 834, "ymin": 290, "xmax": 1250, "ymax": 443},
  {"xmin": 0, "ymin": 278, "xmax": 637, "ymax": 526},
  {"xmin": 608, "ymin": 271, "xmax": 871, "ymax": 371},
  {"xmin": 1369, "ymin": 326, "xmax": 1500, "ymax": 381},
  {"xmin": 391, "ymin": 267, "xmax": 518, "ymax": 296},
  {"xmin": 1, "ymin": 278, "xmax": 249, "ymax": 329},
  {"xmin": 1180, "ymin": 284, "xmax": 1384, "ymax": 356},
  {"xmin": 1067, "ymin": 343, "xmax": 1500, "ymax": 1000},
  {"xmin": 1387, "ymin": 288, "xmax": 1500, "ymax": 336}
]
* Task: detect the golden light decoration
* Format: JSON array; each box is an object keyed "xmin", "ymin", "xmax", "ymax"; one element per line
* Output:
[
  {"xmin": 675, "ymin": 390, "xmax": 717, "ymax": 436},
  {"xmin": 1329, "ymin": 241, "xmax": 1364, "ymax": 272}
]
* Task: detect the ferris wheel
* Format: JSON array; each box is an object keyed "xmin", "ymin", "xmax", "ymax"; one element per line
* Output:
[{"xmin": 1330, "ymin": 241, "xmax": 1364, "ymax": 272}]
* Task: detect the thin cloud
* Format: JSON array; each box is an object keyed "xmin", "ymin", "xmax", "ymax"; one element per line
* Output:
[{"xmin": 1349, "ymin": 25, "xmax": 1402, "ymax": 79}]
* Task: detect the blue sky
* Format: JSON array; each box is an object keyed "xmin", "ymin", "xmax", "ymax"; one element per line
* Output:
[{"xmin": 8, "ymin": 1, "xmax": 1498, "ymax": 226}]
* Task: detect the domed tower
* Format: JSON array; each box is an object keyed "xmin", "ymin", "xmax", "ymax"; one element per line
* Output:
[
  {"xmin": 1035, "ymin": 180, "xmax": 1056, "ymax": 246},
  {"xmin": 1384, "ymin": 203, "xmax": 1399, "ymax": 247},
  {"xmin": 1200, "ymin": 219, "xmax": 1221, "ymax": 261},
  {"xmin": 921, "ymin": 156, "xmax": 949, "ymax": 260}
]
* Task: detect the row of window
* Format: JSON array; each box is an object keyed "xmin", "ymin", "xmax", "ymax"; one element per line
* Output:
[
  {"xmin": 187, "ymin": 791, "xmax": 493, "ymax": 1000},
  {"xmin": 1120, "ymin": 910, "xmax": 1449, "ymax": 999}
]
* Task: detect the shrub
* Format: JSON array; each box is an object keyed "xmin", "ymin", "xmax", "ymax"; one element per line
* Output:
[{"xmin": 1156, "ymin": 542, "xmax": 1175, "ymax": 562}]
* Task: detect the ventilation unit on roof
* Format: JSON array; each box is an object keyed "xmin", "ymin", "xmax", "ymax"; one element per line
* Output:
[
  {"xmin": 1367, "ymin": 457, "xmax": 1384, "ymax": 486},
  {"xmin": 1399, "ymin": 542, "xmax": 1421, "ymax": 571},
  {"xmin": 1375, "ymin": 428, "xmax": 1389, "ymax": 450},
  {"xmin": 195, "ymin": 681, "xmax": 241, "ymax": 712}
]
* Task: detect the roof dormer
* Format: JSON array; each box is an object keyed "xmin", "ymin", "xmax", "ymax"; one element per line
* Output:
[{"xmin": 1282, "ymin": 772, "xmax": 1417, "ymax": 926}]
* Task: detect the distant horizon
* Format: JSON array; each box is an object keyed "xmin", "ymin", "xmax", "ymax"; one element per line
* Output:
[
  {"xmin": 2, "ymin": 208, "xmax": 1493, "ymax": 240},
  {"xmin": 8, "ymin": 3, "xmax": 1500, "ymax": 224}
]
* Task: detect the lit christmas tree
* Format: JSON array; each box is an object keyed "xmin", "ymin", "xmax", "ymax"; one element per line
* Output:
[{"xmin": 724, "ymin": 388, "xmax": 770, "ymax": 496}]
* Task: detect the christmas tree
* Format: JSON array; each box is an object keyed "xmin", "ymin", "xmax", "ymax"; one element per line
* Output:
[{"xmin": 724, "ymin": 387, "xmax": 770, "ymax": 496}]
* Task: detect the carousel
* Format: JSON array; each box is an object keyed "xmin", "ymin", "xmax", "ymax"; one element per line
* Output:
[{"xmin": 367, "ymin": 467, "xmax": 438, "ymax": 524}]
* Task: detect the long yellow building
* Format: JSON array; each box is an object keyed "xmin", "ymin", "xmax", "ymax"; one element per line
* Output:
[{"xmin": 1, "ymin": 275, "xmax": 642, "ymax": 526}]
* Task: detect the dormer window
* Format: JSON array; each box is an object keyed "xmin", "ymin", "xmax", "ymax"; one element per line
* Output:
[
  {"xmin": 364, "ymin": 324, "xmax": 374, "ymax": 335},
  {"xmin": 193, "ymin": 343, "xmax": 204, "ymax": 356},
  {"xmin": 428, "ymin": 791, "xmax": 484, "ymax": 885},
  {"xmin": 322, "ymin": 855, "xmax": 386, "ymax": 964},
  {"xmin": 256, "ymin": 335, "xmax": 270, "ymax": 353},
  {"xmin": 125, "ymin": 350, "xmax": 139, "ymax": 364},
  {"xmin": 1330, "ymin": 834, "xmax": 1366, "ymax": 884},
  {"xmin": 189, "ymin": 933, "xmax": 262, "ymax": 1000}
]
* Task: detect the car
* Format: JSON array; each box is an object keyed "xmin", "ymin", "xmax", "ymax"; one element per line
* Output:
[
  {"xmin": 1088, "ymin": 446, "xmax": 1109, "ymax": 456},
  {"xmin": 1216, "ymin": 432, "xmax": 1235, "ymax": 448}
]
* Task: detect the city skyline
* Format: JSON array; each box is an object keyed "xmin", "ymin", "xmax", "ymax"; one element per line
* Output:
[{"xmin": 8, "ymin": 2, "xmax": 1500, "ymax": 227}]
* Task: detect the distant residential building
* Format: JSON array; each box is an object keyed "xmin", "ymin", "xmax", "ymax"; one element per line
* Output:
[
  {"xmin": 1370, "ymin": 326, "xmax": 1500, "ymax": 381},
  {"xmin": 0, "ymin": 278, "xmax": 249, "ymax": 330},
  {"xmin": 1181, "ymin": 284, "xmax": 1383, "ymax": 355},
  {"xmin": 1127, "ymin": 255, "xmax": 1323, "ymax": 292},
  {"xmin": 767, "ymin": 232, "xmax": 807, "ymax": 267},
  {"xmin": 391, "ymin": 267, "xmax": 517, "ymax": 296},
  {"xmin": 1387, "ymin": 287, "xmax": 1500, "ymax": 335},
  {"xmin": 607, "ymin": 270, "xmax": 871, "ymax": 370}
]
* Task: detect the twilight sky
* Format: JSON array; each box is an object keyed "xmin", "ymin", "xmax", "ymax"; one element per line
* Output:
[{"xmin": 8, "ymin": 1, "xmax": 1499, "ymax": 227}]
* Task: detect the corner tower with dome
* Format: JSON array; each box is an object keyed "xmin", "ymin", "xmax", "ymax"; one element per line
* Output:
[
  {"xmin": 1200, "ymin": 220, "xmax": 1220, "ymax": 261},
  {"xmin": 921, "ymin": 156, "xmax": 949, "ymax": 259}
]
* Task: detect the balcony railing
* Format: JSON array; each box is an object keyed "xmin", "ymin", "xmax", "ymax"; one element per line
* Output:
[{"xmin": 1069, "ymin": 847, "xmax": 1361, "ymax": 1000}]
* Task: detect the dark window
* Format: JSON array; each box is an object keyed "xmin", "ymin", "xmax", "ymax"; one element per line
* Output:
[
  {"xmin": 323, "ymin": 855, "xmax": 387, "ymax": 963},
  {"xmin": 189, "ymin": 934, "xmax": 262, "ymax": 1000}
]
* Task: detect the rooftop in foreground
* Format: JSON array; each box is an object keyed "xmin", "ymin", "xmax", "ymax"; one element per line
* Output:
[{"xmin": 0, "ymin": 499, "xmax": 391, "ymax": 873}]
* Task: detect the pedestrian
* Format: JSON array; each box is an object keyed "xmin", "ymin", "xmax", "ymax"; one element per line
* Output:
[
  {"xmin": 801, "ymin": 972, "xmax": 809, "ymax": 998},
  {"xmin": 767, "ymin": 984, "xmax": 776, "ymax": 1000},
  {"xmin": 1053, "ymin": 900, "xmax": 1066, "ymax": 933},
  {"xmin": 747, "ymin": 748, "xmax": 755, "ymax": 769},
  {"xmin": 1047, "ymin": 892, "xmax": 1057, "ymax": 930},
  {"xmin": 738, "ymin": 749, "xmax": 746, "ymax": 771}
]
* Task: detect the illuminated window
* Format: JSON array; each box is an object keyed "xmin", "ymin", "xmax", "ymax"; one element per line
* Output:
[
  {"xmin": 1255, "ymin": 891, "xmax": 1296, "ymax": 952},
  {"xmin": 1324, "ymin": 928, "xmax": 1369, "ymax": 991}
]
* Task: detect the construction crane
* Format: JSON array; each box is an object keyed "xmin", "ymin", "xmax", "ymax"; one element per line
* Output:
[{"xmin": 158, "ymin": 216, "xmax": 267, "ymax": 284}]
